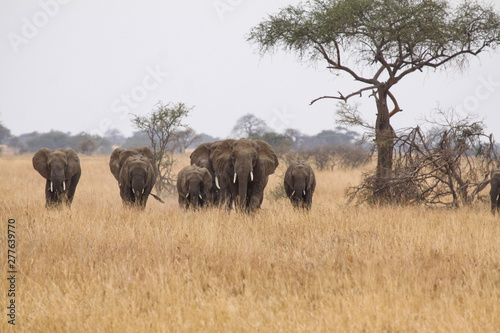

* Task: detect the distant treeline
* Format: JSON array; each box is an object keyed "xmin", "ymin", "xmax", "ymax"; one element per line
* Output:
[
  {"xmin": 0, "ymin": 112, "xmax": 364, "ymax": 155},
  {"xmin": 1, "ymin": 127, "xmax": 362, "ymax": 155}
]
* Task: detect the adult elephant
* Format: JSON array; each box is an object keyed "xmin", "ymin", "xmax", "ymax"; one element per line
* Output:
[
  {"xmin": 284, "ymin": 161, "xmax": 316, "ymax": 210},
  {"xmin": 32, "ymin": 148, "xmax": 81, "ymax": 208},
  {"xmin": 109, "ymin": 146, "xmax": 157, "ymax": 208},
  {"xmin": 177, "ymin": 165, "xmax": 213, "ymax": 209},
  {"xmin": 211, "ymin": 138, "xmax": 278, "ymax": 211}
]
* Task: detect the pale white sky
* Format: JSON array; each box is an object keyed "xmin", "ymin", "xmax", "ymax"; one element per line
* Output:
[{"xmin": 1, "ymin": 0, "xmax": 500, "ymax": 139}]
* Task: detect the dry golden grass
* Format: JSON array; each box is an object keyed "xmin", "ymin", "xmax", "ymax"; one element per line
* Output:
[{"xmin": 1, "ymin": 154, "xmax": 500, "ymax": 332}]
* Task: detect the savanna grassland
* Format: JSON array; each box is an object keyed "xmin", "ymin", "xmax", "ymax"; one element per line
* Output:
[{"xmin": 1, "ymin": 153, "xmax": 500, "ymax": 332}]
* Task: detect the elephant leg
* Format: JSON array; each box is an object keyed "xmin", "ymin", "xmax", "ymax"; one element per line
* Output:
[
  {"xmin": 496, "ymin": 193, "xmax": 500, "ymax": 215},
  {"xmin": 305, "ymin": 190, "xmax": 313, "ymax": 210},
  {"xmin": 141, "ymin": 195, "xmax": 149, "ymax": 209},
  {"xmin": 248, "ymin": 191, "xmax": 264, "ymax": 211},
  {"xmin": 120, "ymin": 186, "xmax": 134, "ymax": 205},
  {"xmin": 66, "ymin": 172, "xmax": 81, "ymax": 204},
  {"xmin": 45, "ymin": 179, "xmax": 57, "ymax": 208},
  {"xmin": 492, "ymin": 191, "xmax": 499, "ymax": 215}
]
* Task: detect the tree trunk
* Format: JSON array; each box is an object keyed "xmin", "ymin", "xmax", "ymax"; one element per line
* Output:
[{"xmin": 374, "ymin": 88, "xmax": 395, "ymax": 203}]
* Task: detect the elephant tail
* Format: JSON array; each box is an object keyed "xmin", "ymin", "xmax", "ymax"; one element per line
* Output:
[{"xmin": 151, "ymin": 193, "xmax": 165, "ymax": 203}]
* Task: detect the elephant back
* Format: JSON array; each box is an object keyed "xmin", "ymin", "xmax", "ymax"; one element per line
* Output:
[{"xmin": 110, "ymin": 147, "xmax": 155, "ymax": 182}]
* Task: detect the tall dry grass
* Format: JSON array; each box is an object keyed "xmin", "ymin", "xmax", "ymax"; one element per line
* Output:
[{"xmin": 1, "ymin": 154, "xmax": 499, "ymax": 332}]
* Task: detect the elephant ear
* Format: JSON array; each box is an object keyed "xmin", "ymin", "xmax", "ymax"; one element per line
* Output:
[
  {"xmin": 62, "ymin": 148, "xmax": 81, "ymax": 179},
  {"xmin": 283, "ymin": 164, "xmax": 294, "ymax": 196},
  {"xmin": 177, "ymin": 166, "xmax": 189, "ymax": 194},
  {"xmin": 307, "ymin": 164, "xmax": 316, "ymax": 190},
  {"xmin": 210, "ymin": 140, "xmax": 234, "ymax": 175},
  {"xmin": 109, "ymin": 148, "xmax": 125, "ymax": 181},
  {"xmin": 146, "ymin": 156, "xmax": 157, "ymax": 189},
  {"xmin": 191, "ymin": 142, "xmax": 215, "ymax": 172},
  {"xmin": 33, "ymin": 148, "xmax": 52, "ymax": 179},
  {"xmin": 255, "ymin": 140, "xmax": 279, "ymax": 176}
]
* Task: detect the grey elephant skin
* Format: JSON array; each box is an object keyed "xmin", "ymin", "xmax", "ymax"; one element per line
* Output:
[
  {"xmin": 32, "ymin": 148, "xmax": 81, "ymax": 208},
  {"xmin": 490, "ymin": 165, "xmax": 500, "ymax": 215},
  {"xmin": 109, "ymin": 147, "xmax": 157, "ymax": 209},
  {"xmin": 284, "ymin": 161, "xmax": 316, "ymax": 210},
  {"xmin": 177, "ymin": 165, "xmax": 213, "ymax": 209},
  {"xmin": 190, "ymin": 142, "xmax": 221, "ymax": 205},
  {"xmin": 191, "ymin": 139, "xmax": 279, "ymax": 212}
]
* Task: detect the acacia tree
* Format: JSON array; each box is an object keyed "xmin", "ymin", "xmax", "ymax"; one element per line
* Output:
[
  {"xmin": 132, "ymin": 101, "xmax": 193, "ymax": 194},
  {"xmin": 248, "ymin": 0, "xmax": 500, "ymax": 202},
  {"xmin": 231, "ymin": 113, "xmax": 268, "ymax": 138}
]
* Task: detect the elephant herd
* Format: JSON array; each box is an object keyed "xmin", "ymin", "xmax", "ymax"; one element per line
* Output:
[
  {"xmin": 31, "ymin": 138, "xmax": 317, "ymax": 212},
  {"xmin": 182, "ymin": 138, "xmax": 316, "ymax": 211},
  {"xmin": 29, "ymin": 142, "xmax": 500, "ymax": 214}
]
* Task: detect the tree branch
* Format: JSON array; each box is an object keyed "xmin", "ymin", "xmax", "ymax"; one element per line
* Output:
[{"xmin": 310, "ymin": 85, "xmax": 378, "ymax": 105}]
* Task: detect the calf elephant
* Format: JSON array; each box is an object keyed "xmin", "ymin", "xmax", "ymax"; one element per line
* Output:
[
  {"xmin": 32, "ymin": 148, "xmax": 81, "ymax": 208},
  {"xmin": 192, "ymin": 138, "xmax": 279, "ymax": 212},
  {"xmin": 490, "ymin": 164, "xmax": 500, "ymax": 215},
  {"xmin": 177, "ymin": 165, "xmax": 213, "ymax": 209},
  {"xmin": 109, "ymin": 147, "xmax": 157, "ymax": 208},
  {"xmin": 284, "ymin": 161, "xmax": 316, "ymax": 210}
]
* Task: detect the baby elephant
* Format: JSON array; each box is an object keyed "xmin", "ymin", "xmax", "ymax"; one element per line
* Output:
[
  {"xmin": 32, "ymin": 148, "xmax": 81, "ymax": 208},
  {"xmin": 284, "ymin": 161, "xmax": 316, "ymax": 210},
  {"xmin": 490, "ymin": 164, "xmax": 500, "ymax": 215},
  {"xmin": 177, "ymin": 165, "xmax": 213, "ymax": 209}
]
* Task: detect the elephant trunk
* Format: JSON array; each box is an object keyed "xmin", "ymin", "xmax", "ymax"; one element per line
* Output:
[
  {"xmin": 189, "ymin": 190, "xmax": 201, "ymax": 208},
  {"xmin": 236, "ymin": 166, "xmax": 251, "ymax": 209},
  {"xmin": 294, "ymin": 183, "xmax": 306, "ymax": 200},
  {"xmin": 50, "ymin": 170, "xmax": 65, "ymax": 194}
]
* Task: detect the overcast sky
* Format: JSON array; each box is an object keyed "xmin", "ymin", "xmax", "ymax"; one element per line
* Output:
[{"xmin": 1, "ymin": 0, "xmax": 500, "ymax": 140}]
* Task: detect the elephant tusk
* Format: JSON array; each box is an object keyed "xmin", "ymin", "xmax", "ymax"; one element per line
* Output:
[
  {"xmin": 50, "ymin": 181, "xmax": 53, "ymax": 192},
  {"xmin": 303, "ymin": 190, "xmax": 306, "ymax": 196},
  {"xmin": 215, "ymin": 176, "xmax": 220, "ymax": 189},
  {"xmin": 199, "ymin": 194, "xmax": 203, "ymax": 200},
  {"xmin": 233, "ymin": 173, "xmax": 237, "ymax": 184},
  {"xmin": 291, "ymin": 190, "xmax": 295, "ymax": 196},
  {"xmin": 63, "ymin": 181, "xmax": 66, "ymax": 192},
  {"xmin": 250, "ymin": 171, "xmax": 253, "ymax": 182},
  {"xmin": 186, "ymin": 193, "xmax": 189, "ymax": 198}
]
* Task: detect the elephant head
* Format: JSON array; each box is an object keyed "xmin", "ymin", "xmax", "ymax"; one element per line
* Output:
[
  {"xmin": 109, "ymin": 147, "xmax": 157, "ymax": 208},
  {"xmin": 284, "ymin": 161, "xmax": 316, "ymax": 210},
  {"xmin": 177, "ymin": 165, "xmax": 213, "ymax": 209},
  {"xmin": 32, "ymin": 148, "xmax": 81, "ymax": 207},
  {"xmin": 210, "ymin": 139, "xmax": 278, "ymax": 211}
]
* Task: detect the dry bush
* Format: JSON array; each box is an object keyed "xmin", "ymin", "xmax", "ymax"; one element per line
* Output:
[
  {"xmin": 1, "ymin": 154, "xmax": 500, "ymax": 332},
  {"xmin": 349, "ymin": 112, "xmax": 498, "ymax": 207}
]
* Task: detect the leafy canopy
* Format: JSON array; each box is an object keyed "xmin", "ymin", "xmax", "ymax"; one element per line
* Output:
[{"xmin": 249, "ymin": 0, "xmax": 500, "ymax": 90}]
